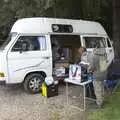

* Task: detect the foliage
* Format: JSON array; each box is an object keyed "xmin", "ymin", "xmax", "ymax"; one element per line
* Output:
[
  {"xmin": 45, "ymin": 0, "xmax": 112, "ymax": 37},
  {"xmin": 0, "ymin": 0, "xmax": 52, "ymax": 40},
  {"xmin": 0, "ymin": 0, "xmax": 112, "ymax": 40}
]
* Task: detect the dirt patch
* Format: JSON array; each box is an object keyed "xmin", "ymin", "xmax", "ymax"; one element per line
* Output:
[{"xmin": 0, "ymin": 83, "xmax": 93, "ymax": 120}]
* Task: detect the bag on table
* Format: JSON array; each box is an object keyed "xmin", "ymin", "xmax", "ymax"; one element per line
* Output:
[{"xmin": 69, "ymin": 64, "xmax": 81, "ymax": 82}]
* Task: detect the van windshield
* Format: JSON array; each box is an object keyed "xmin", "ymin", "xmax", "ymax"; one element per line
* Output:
[{"xmin": 0, "ymin": 32, "xmax": 17, "ymax": 50}]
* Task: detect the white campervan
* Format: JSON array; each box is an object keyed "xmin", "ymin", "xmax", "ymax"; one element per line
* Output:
[{"xmin": 0, "ymin": 18, "xmax": 114, "ymax": 93}]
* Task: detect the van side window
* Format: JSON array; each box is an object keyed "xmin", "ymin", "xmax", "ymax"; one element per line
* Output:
[
  {"xmin": 84, "ymin": 37, "xmax": 106, "ymax": 48},
  {"xmin": 12, "ymin": 36, "xmax": 46, "ymax": 51},
  {"xmin": 107, "ymin": 38, "xmax": 111, "ymax": 47}
]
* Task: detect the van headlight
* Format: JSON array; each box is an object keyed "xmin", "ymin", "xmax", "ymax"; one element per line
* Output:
[{"xmin": 0, "ymin": 72, "xmax": 5, "ymax": 77}]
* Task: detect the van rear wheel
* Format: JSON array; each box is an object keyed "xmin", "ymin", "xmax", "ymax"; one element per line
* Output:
[{"xmin": 23, "ymin": 73, "xmax": 44, "ymax": 94}]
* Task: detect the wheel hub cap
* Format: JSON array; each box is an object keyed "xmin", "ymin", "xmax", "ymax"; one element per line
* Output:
[{"xmin": 29, "ymin": 77, "xmax": 42, "ymax": 91}]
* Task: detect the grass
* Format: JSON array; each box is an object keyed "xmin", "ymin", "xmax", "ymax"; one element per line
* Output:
[{"xmin": 88, "ymin": 88, "xmax": 120, "ymax": 120}]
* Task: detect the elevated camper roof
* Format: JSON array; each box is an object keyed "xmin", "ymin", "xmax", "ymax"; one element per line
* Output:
[{"xmin": 11, "ymin": 17, "xmax": 107, "ymax": 36}]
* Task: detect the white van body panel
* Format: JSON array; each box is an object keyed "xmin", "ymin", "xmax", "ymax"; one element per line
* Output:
[
  {"xmin": 7, "ymin": 51, "xmax": 52, "ymax": 83},
  {"xmin": 11, "ymin": 18, "xmax": 107, "ymax": 36},
  {"xmin": 6, "ymin": 35, "xmax": 52, "ymax": 83},
  {"xmin": 0, "ymin": 17, "xmax": 114, "ymax": 84}
]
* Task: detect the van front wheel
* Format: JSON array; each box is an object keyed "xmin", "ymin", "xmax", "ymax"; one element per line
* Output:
[{"xmin": 23, "ymin": 73, "xmax": 44, "ymax": 94}]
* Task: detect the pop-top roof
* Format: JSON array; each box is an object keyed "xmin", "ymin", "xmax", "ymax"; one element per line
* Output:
[{"xmin": 11, "ymin": 17, "xmax": 107, "ymax": 36}]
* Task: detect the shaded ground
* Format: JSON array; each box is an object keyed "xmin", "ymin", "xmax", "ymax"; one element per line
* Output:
[{"xmin": 0, "ymin": 82, "xmax": 91, "ymax": 120}]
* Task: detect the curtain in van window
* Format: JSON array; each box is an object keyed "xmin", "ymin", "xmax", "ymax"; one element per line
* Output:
[{"xmin": 38, "ymin": 36, "xmax": 46, "ymax": 50}]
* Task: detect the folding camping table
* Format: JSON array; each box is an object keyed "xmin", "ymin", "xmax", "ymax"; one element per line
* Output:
[{"xmin": 64, "ymin": 78, "xmax": 95, "ymax": 111}]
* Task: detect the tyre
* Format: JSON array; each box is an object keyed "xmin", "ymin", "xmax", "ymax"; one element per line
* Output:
[{"xmin": 23, "ymin": 73, "xmax": 44, "ymax": 94}]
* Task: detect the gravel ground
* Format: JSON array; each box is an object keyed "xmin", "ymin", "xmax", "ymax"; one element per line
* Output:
[{"xmin": 0, "ymin": 82, "xmax": 90, "ymax": 120}]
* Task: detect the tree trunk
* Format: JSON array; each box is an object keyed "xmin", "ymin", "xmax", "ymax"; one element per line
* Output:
[{"xmin": 113, "ymin": 0, "xmax": 120, "ymax": 58}]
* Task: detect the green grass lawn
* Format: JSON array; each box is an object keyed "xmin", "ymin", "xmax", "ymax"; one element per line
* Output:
[{"xmin": 88, "ymin": 88, "xmax": 120, "ymax": 120}]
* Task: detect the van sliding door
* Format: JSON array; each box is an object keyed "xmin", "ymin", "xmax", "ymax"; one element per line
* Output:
[{"xmin": 50, "ymin": 35, "xmax": 81, "ymax": 63}]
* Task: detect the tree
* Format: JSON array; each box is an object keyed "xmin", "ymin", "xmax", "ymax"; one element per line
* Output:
[
  {"xmin": 113, "ymin": 0, "xmax": 120, "ymax": 58},
  {"xmin": 0, "ymin": 0, "xmax": 112, "ymax": 42},
  {"xmin": 0, "ymin": 0, "xmax": 52, "ymax": 40},
  {"xmin": 45, "ymin": 0, "xmax": 112, "ymax": 37}
]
